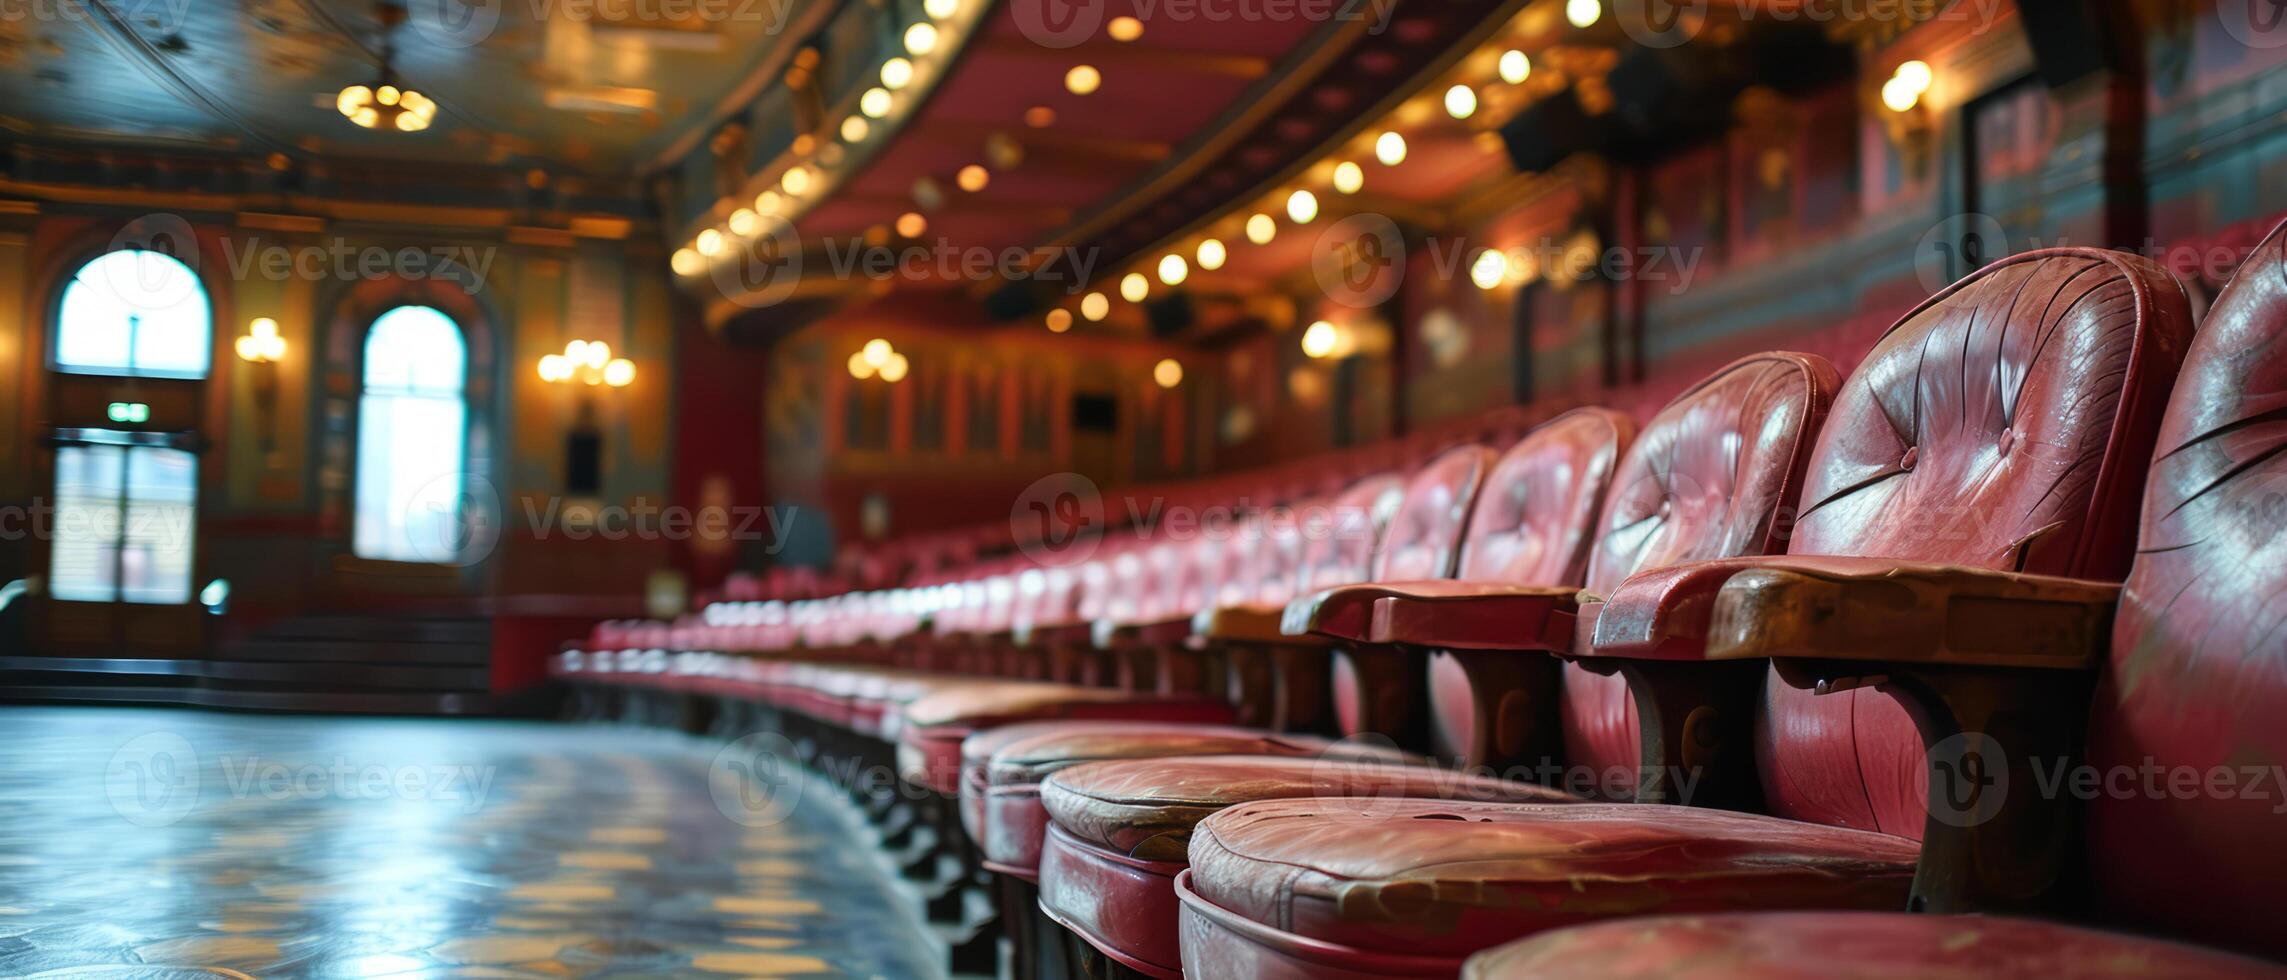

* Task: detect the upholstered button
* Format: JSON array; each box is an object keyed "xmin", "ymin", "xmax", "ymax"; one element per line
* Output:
[{"xmin": 1899, "ymin": 446, "xmax": 1918, "ymax": 471}]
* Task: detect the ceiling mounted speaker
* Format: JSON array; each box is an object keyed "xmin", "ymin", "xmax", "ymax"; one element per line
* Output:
[
  {"xmin": 1144, "ymin": 292, "xmax": 1194, "ymax": 338},
  {"xmin": 2015, "ymin": 1, "xmax": 2110, "ymax": 89},
  {"xmin": 1498, "ymin": 88, "xmax": 1606, "ymax": 173}
]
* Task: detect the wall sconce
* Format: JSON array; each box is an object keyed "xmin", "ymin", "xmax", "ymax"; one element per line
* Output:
[
  {"xmin": 539, "ymin": 339, "xmax": 636, "ymax": 387},
  {"xmin": 1880, "ymin": 60, "xmax": 1935, "ymax": 180},
  {"xmin": 235, "ymin": 318, "xmax": 287, "ymax": 460},
  {"xmin": 847, "ymin": 337, "xmax": 909, "ymax": 382}
]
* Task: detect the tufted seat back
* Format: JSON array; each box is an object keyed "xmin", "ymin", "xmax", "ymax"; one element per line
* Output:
[
  {"xmin": 1372, "ymin": 446, "xmax": 1498, "ymax": 582},
  {"xmin": 1454, "ymin": 408, "xmax": 1637, "ymax": 587},
  {"xmin": 1563, "ymin": 353, "xmax": 1844, "ymax": 788},
  {"xmin": 2083, "ymin": 220, "xmax": 2287, "ymax": 960},
  {"xmin": 1764, "ymin": 248, "xmax": 2195, "ymax": 838},
  {"xmin": 1293, "ymin": 474, "xmax": 1406, "ymax": 595}
]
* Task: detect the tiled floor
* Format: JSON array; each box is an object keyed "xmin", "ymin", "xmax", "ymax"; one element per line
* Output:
[{"xmin": 0, "ymin": 707, "xmax": 948, "ymax": 977}]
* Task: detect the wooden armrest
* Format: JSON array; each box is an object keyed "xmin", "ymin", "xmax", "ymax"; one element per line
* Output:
[
  {"xmin": 1280, "ymin": 584, "xmax": 1397, "ymax": 641},
  {"xmin": 1363, "ymin": 582, "xmax": 1581, "ymax": 651},
  {"xmin": 1193, "ymin": 604, "xmax": 1328, "ymax": 645},
  {"xmin": 1705, "ymin": 557, "xmax": 2120, "ymax": 669}
]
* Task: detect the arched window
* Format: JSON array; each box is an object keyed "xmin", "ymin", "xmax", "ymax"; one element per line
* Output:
[
  {"xmin": 53, "ymin": 249, "xmax": 213, "ymax": 378},
  {"xmin": 353, "ymin": 306, "xmax": 469, "ymax": 563}
]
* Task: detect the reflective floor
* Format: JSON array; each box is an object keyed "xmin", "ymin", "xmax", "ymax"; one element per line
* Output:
[{"xmin": 0, "ymin": 707, "xmax": 946, "ymax": 978}]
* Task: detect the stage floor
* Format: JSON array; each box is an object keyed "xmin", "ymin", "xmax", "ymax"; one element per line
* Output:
[{"xmin": 0, "ymin": 706, "xmax": 948, "ymax": 977}]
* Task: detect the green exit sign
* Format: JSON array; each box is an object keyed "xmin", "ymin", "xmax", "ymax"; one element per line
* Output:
[{"xmin": 106, "ymin": 402, "xmax": 150, "ymax": 424}]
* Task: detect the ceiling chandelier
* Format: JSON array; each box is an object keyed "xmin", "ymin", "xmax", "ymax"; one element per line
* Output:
[{"xmin": 336, "ymin": 3, "xmax": 437, "ymax": 132}]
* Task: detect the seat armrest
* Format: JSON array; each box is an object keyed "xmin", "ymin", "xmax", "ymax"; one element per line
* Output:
[
  {"xmin": 1705, "ymin": 556, "xmax": 2119, "ymax": 669},
  {"xmin": 1279, "ymin": 584, "xmax": 1416, "ymax": 642},
  {"xmin": 1364, "ymin": 583, "xmax": 1581, "ymax": 651},
  {"xmin": 1193, "ymin": 603, "xmax": 1328, "ymax": 645},
  {"xmin": 1588, "ymin": 557, "xmax": 1781, "ymax": 660}
]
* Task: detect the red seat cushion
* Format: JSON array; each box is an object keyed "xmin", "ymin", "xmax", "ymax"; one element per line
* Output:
[
  {"xmin": 1037, "ymin": 756, "xmax": 1570, "ymax": 978},
  {"xmin": 975, "ymin": 726, "xmax": 1407, "ymax": 878},
  {"xmin": 1463, "ymin": 912, "xmax": 2287, "ymax": 979},
  {"xmin": 1181, "ymin": 798, "xmax": 1918, "ymax": 969},
  {"xmin": 893, "ymin": 683, "xmax": 1236, "ymax": 794}
]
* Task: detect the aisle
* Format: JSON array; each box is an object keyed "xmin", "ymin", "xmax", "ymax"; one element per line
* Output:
[{"xmin": 0, "ymin": 706, "xmax": 947, "ymax": 978}]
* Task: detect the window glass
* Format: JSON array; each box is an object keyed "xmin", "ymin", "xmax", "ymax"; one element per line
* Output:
[
  {"xmin": 55, "ymin": 249, "xmax": 212, "ymax": 378},
  {"xmin": 353, "ymin": 307, "xmax": 470, "ymax": 563}
]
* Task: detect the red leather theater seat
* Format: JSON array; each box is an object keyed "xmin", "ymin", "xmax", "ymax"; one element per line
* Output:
[
  {"xmin": 1170, "ymin": 246, "xmax": 2199, "ymax": 973},
  {"xmin": 1176, "ymin": 799, "xmax": 1920, "ymax": 977},
  {"xmin": 1461, "ymin": 913, "xmax": 2286, "ymax": 979},
  {"xmin": 1038, "ymin": 756, "xmax": 1570, "ymax": 979}
]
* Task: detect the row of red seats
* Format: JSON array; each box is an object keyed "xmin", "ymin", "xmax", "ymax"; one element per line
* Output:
[{"xmin": 555, "ymin": 225, "xmax": 2286, "ymax": 978}]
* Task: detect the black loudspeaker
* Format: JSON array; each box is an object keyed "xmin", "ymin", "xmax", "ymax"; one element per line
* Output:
[
  {"xmin": 1144, "ymin": 291, "xmax": 1193, "ymax": 337},
  {"xmin": 2017, "ymin": 1, "xmax": 2109, "ymax": 88},
  {"xmin": 984, "ymin": 280, "xmax": 1040, "ymax": 321},
  {"xmin": 1500, "ymin": 88, "xmax": 1606, "ymax": 173}
]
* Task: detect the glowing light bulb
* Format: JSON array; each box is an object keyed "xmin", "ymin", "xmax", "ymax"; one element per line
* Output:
[
  {"xmin": 956, "ymin": 164, "xmax": 989, "ymax": 192},
  {"xmin": 861, "ymin": 87, "xmax": 893, "ymax": 118},
  {"xmin": 1499, "ymin": 49, "xmax": 1531, "ymax": 84},
  {"xmin": 1157, "ymin": 253, "xmax": 1188, "ymax": 286},
  {"xmin": 1445, "ymin": 84, "xmax": 1477, "ymax": 119},
  {"xmin": 863, "ymin": 338, "xmax": 892, "ymax": 368},
  {"xmin": 881, "ymin": 57, "xmax": 914, "ymax": 89},
  {"xmin": 1301, "ymin": 320, "xmax": 1339, "ymax": 359},
  {"xmin": 1332, "ymin": 161, "xmax": 1363, "ymax": 194},
  {"xmin": 1566, "ymin": 0, "xmax": 1600, "ymax": 28},
  {"xmin": 696, "ymin": 229, "xmax": 724, "ymax": 256},
  {"xmin": 671, "ymin": 248, "xmax": 703, "ymax": 276},
  {"xmin": 841, "ymin": 116, "xmax": 870, "ymax": 142},
  {"xmin": 781, "ymin": 165, "xmax": 812, "ymax": 196},
  {"xmin": 1286, "ymin": 189, "xmax": 1319, "ymax": 223},
  {"xmin": 924, "ymin": 0, "xmax": 958, "ymax": 18},
  {"xmin": 728, "ymin": 208, "xmax": 758, "ymax": 236},
  {"xmin": 905, "ymin": 22, "xmax": 938, "ymax": 55},
  {"xmin": 1080, "ymin": 292, "xmax": 1110, "ymax": 321},
  {"xmin": 1375, "ymin": 131, "xmax": 1406, "ymax": 166},
  {"xmin": 1153, "ymin": 358, "xmax": 1182, "ymax": 389},
  {"xmin": 1065, "ymin": 64, "xmax": 1101, "ymax": 95},
  {"xmin": 1120, "ymin": 272, "xmax": 1149, "ymax": 302},
  {"xmin": 1196, "ymin": 238, "xmax": 1226, "ymax": 271},
  {"xmin": 1471, "ymin": 248, "xmax": 1509, "ymax": 290},
  {"xmin": 1245, "ymin": 213, "xmax": 1276, "ymax": 244},
  {"xmin": 1045, "ymin": 308, "xmax": 1073, "ymax": 332},
  {"xmin": 1108, "ymin": 16, "xmax": 1143, "ymax": 41}
]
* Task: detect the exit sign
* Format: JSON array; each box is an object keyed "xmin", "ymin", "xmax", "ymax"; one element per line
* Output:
[{"xmin": 106, "ymin": 402, "xmax": 150, "ymax": 424}]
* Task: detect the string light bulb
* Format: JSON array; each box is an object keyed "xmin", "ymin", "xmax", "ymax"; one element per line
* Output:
[
  {"xmin": 1196, "ymin": 238, "xmax": 1226, "ymax": 271},
  {"xmin": 1286, "ymin": 189, "xmax": 1319, "ymax": 223},
  {"xmin": 1375, "ymin": 131, "xmax": 1407, "ymax": 166}
]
